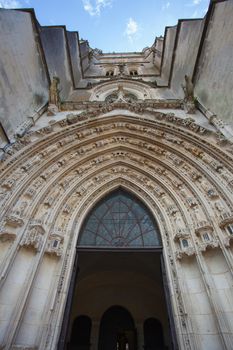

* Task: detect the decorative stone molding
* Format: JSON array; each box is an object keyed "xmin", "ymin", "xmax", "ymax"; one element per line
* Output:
[
  {"xmin": 173, "ymin": 228, "xmax": 189, "ymax": 241},
  {"xmin": 219, "ymin": 212, "xmax": 233, "ymax": 228},
  {"xmin": 198, "ymin": 239, "xmax": 219, "ymax": 252},
  {"xmin": 195, "ymin": 222, "xmax": 213, "ymax": 235}
]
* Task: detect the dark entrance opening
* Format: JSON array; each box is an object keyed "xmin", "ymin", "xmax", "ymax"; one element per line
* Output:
[
  {"xmin": 69, "ymin": 315, "xmax": 92, "ymax": 350},
  {"xmin": 98, "ymin": 305, "xmax": 136, "ymax": 350},
  {"xmin": 58, "ymin": 189, "xmax": 178, "ymax": 349},
  {"xmin": 144, "ymin": 317, "xmax": 165, "ymax": 350}
]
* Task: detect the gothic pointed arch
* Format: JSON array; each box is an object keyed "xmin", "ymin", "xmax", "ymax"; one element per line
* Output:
[{"xmin": 78, "ymin": 188, "xmax": 162, "ymax": 248}]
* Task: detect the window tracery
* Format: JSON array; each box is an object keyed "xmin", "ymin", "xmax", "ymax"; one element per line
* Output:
[{"xmin": 78, "ymin": 189, "xmax": 161, "ymax": 247}]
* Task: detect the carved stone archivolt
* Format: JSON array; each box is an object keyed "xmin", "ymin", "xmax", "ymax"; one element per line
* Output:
[{"xmin": 0, "ymin": 110, "xmax": 233, "ymax": 350}]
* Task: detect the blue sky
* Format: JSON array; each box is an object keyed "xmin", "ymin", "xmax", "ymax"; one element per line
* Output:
[{"xmin": 0, "ymin": 0, "xmax": 210, "ymax": 52}]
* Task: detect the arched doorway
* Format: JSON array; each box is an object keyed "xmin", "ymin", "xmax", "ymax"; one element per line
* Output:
[
  {"xmin": 98, "ymin": 306, "xmax": 136, "ymax": 350},
  {"xmin": 144, "ymin": 318, "xmax": 165, "ymax": 350},
  {"xmin": 69, "ymin": 315, "xmax": 92, "ymax": 350},
  {"xmin": 59, "ymin": 188, "xmax": 176, "ymax": 349}
]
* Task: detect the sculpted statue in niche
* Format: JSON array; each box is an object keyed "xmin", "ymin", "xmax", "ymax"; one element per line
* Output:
[
  {"xmin": 35, "ymin": 205, "xmax": 49, "ymax": 225},
  {"xmin": 174, "ymin": 213, "xmax": 186, "ymax": 230},
  {"xmin": 21, "ymin": 154, "xmax": 42, "ymax": 172},
  {"xmin": 161, "ymin": 194, "xmax": 173, "ymax": 207},
  {"xmin": 182, "ymin": 75, "xmax": 196, "ymax": 114},
  {"xmin": 199, "ymin": 179, "xmax": 219, "ymax": 199},
  {"xmin": 13, "ymin": 201, "xmax": 28, "ymax": 218},
  {"xmin": 44, "ymin": 185, "xmax": 63, "ymax": 207},
  {"xmin": 190, "ymin": 171, "xmax": 202, "ymax": 181},
  {"xmin": 2, "ymin": 169, "xmax": 24, "ymax": 190},
  {"xmin": 218, "ymin": 167, "xmax": 232, "ymax": 182},
  {"xmin": 193, "ymin": 206, "xmax": 207, "ymax": 227},
  {"xmin": 183, "ymin": 142, "xmax": 203, "ymax": 158},
  {"xmin": 214, "ymin": 200, "xmax": 226, "ymax": 214},
  {"xmin": 48, "ymin": 76, "xmax": 61, "ymax": 116},
  {"xmin": 41, "ymin": 163, "xmax": 62, "ymax": 180},
  {"xmin": 0, "ymin": 187, "xmax": 10, "ymax": 204},
  {"xmin": 144, "ymin": 160, "xmax": 157, "ymax": 170},
  {"xmin": 186, "ymin": 197, "xmax": 198, "ymax": 208},
  {"xmin": 40, "ymin": 144, "xmax": 59, "ymax": 158}
]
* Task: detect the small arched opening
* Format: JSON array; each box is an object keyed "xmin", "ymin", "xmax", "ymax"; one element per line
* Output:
[
  {"xmin": 98, "ymin": 305, "xmax": 136, "ymax": 350},
  {"xmin": 69, "ymin": 315, "xmax": 92, "ymax": 350},
  {"xmin": 144, "ymin": 317, "xmax": 165, "ymax": 350}
]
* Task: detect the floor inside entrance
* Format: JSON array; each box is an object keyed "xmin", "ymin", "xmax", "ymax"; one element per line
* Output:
[{"xmin": 67, "ymin": 251, "xmax": 170, "ymax": 350}]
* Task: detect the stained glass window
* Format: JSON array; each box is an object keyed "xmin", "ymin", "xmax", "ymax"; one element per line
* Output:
[{"xmin": 78, "ymin": 189, "xmax": 161, "ymax": 247}]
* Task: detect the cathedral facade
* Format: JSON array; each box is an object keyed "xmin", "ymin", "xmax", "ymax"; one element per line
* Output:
[{"xmin": 0, "ymin": 1, "xmax": 233, "ymax": 349}]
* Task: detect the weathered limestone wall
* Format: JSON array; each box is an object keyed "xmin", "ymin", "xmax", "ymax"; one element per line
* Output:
[
  {"xmin": 39, "ymin": 26, "xmax": 74, "ymax": 100},
  {"xmin": 195, "ymin": 0, "xmax": 233, "ymax": 123},
  {"xmin": 171, "ymin": 19, "xmax": 204, "ymax": 97},
  {"xmin": 160, "ymin": 26, "xmax": 177, "ymax": 85},
  {"xmin": 0, "ymin": 9, "xmax": 49, "ymax": 140},
  {"xmin": 67, "ymin": 32, "xmax": 82, "ymax": 87},
  {"xmin": 80, "ymin": 41, "xmax": 90, "ymax": 72}
]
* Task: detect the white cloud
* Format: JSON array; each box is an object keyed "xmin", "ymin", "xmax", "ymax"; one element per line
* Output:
[
  {"xmin": 0, "ymin": 0, "xmax": 21, "ymax": 8},
  {"xmin": 185, "ymin": 0, "xmax": 202, "ymax": 7},
  {"xmin": 162, "ymin": 1, "xmax": 170, "ymax": 10},
  {"xmin": 82, "ymin": 0, "xmax": 113, "ymax": 16},
  {"xmin": 125, "ymin": 17, "xmax": 138, "ymax": 41}
]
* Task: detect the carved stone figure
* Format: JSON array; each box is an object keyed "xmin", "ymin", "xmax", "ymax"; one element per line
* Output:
[
  {"xmin": 47, "ymin": 77, "xmax": 61, "ymax": 115},
  {"xmin": 182, "ymin": 75, "xmax": 196, "ymax": 114}
]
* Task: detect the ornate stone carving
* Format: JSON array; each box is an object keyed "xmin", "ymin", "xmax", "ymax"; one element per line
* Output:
[
  {"xmin": 176, "ymin": 246, "xmax": 196, "ymax": 260},
  {"xmin": 182, "ymin": 75, "xmax": 196, "ymax": 114},
  {"xmin": 0, "ymin": 223, "xmax": 16, "ymax": 242},
  {"xmin": 48, "ymin": 77, "xmax": 60, "ymax": 115},
  {"xmin": 195, "ymin": 225, "xmax": 219, "ymax": 251},
  {"xmin": 198, "ymin": 239, "xmax": 219, "ymax": 252},
  {"xmin": 5, "ymin": 215, "xmax": 24, "ymax": 228},
  {"xmin": 45, "ymin": 228, "xmax": 64, "ymax": 257},
  {"xmin": 44, "ymin": 186, "xmax": 63, "ymax": 207},
  {"xmin": 12, "ymin": 201, "xmax": 28, "ymax": 218},
  {"xmin": 20, "ymin": 222, "xmax": 45, "ymax": 252}
]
